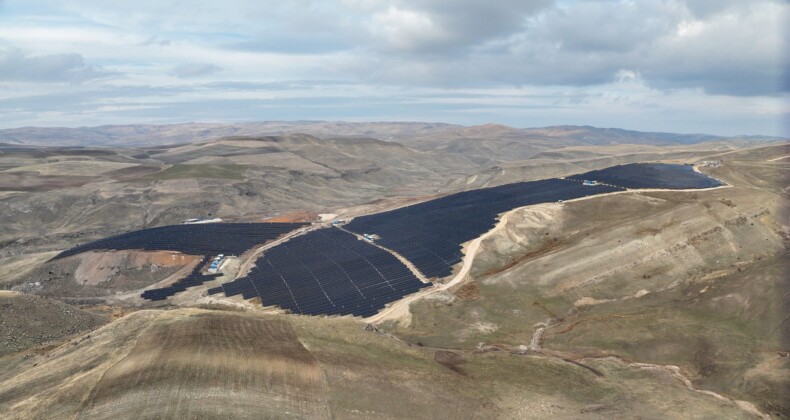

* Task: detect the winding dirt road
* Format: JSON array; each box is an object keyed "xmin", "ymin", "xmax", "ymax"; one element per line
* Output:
[
  {"xmin": 767, "ymin": 155, "xmax": 790, "ymax": 162},
  {"xmin": 364, "ymin": 208, "xmax": 517, "ymax": 323},
  {"xmin": 363, "ymin": 182, "xmax": 731, "ymax": 324}
]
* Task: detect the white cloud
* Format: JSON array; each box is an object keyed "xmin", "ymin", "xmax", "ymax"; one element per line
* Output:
[
  {"xmin": 0, "ymin": 47, "xmax": 117, "ymax": 83},
  {"xmin": 170, "ymin": 63, "xmax": 223, "ymax": 78},
  {"xmin": 369, "ymin": 7, "xmax": 450, "ymax": 51},
  {"xmin": 615, "ymin": 69, "xmax": 640, "ymax": 84},
  {"xmin": 0, "ymin": 0, "xmax": 785, "ymax": 135}
]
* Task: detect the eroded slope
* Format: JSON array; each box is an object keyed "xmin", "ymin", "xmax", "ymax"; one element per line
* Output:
[
  {"xmin": 0, "ymin": 308, "xmax": 757, "ymax": 419},
  {"xmin": 386, "ymin": 146, "xmax": 789, "ymax": 417},
  {"xmin": 0, "ymin": 291, "xmax": 107, "ymax": 357}
]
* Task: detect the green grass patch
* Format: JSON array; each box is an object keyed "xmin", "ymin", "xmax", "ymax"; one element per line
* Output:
[
  {"xmin": 135, "ymin": 164, "xmax": 248, "ymax": 181},
  {"xmin": 389, "ymin": 281, "xmax": 574, "ymax": 350}
]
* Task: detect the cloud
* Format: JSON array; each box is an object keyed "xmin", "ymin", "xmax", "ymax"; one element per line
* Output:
[
  {"xmin": 369, "ymin": 7, "xmax": 450, "ymax": 52},
  {"xmin": 139, "ymin": 36, "xmax": 171, "ymax": 47},
  {"xmin": 344, "ymin": 0, "xmax": 787, "ymax": 96},
  {"xmin": 533, "ymin": 1, "xmax": 683, "ymax": 54},
  {"xmin": 7, "ymin": 0, "xmax": 782, "ymax": 96},
  {"xmin": 170, "ymin": 63, "xmax": 223, "ymax": 78},
  {"xmin": 365, "ymin": 0, "xmax": 553, "ymax": 53},
  {"xmin": 224, "ymin": 35, "xmax": 348, "ymax": 54},
  {"xmin": 681, "ymin": 0, "xmax": 782, "ymax": 18},
  {"xmin": 0, "ymin": 0, "xmax": 785, "ymax": 135},
  {"xmin": 0, "ymin": 47, "xmax": 117, "ymax": 83},
  {"xmin": 0, "ymin": 79, "xmax": 785, "ymax": 136}
]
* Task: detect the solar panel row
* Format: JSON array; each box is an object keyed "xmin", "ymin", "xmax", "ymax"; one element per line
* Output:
[
  {"xmin": 52, "ymin": 222, "xmax": 306, "ymax": 260},
  {"xmin": 345, "ymin": 178, "xmax": 624, "ymax": 278},
  {"xmin": 72, "ymin": 163, "xmax": 721, "ymax": 317},
  {"xmin": 141, "ymin": 256, "xmax": 221, "ymax": 301},
  {"xmin": 567, "ymin": 163, "xmax": 723, "ymax": 190},
  {"xmin": 214, "ymin": 228, "xmax": 431, "ymax": 317}
]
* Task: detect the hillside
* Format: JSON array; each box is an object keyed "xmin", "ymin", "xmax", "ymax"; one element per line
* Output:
[
  {"xmin": 385, "ymin": 143, "xmax": 789, "ymax": 417},
  {"xmin": 0, "ymin": 291, "xmax": 107, "ymax": 357},
  {"xmin": 1, "ymin": 122, "xmax": 783, "ymax": 150},
  {"xmin": 2, "ymin": 131, "xmax": 758, "ymax": 296},
  {"xmin": 0, "ymin": 307, "xmax": 761, "ymax": 419},
  {"xmin": 0, "ymin": 131, "xmax": 787, "ymax": 418},
  {"xmin": 0, "ymin": 134, "xmax": 471, "ymax": 257}
]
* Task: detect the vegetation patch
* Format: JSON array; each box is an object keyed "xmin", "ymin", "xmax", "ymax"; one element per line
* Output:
[
  {"xmin": 134, "ymin": 164, "xmax": 249, "ymax": 181},
  {"xmin": 454, "ymin": 282, "xmax": 480, "ymax": 301}
]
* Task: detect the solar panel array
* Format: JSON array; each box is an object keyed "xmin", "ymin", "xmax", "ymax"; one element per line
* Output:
[
  {"xmin": 142, "ymin": 256, "xmax": 221, "ymax": 301},
  {"xmin": 568, "ymin": 163, "xmax": 723, "ymax": 190},
  {"xmin": 52, "ymin": 222, "xmax": 306, "ymax": 260},
  {"xmin": 209, "ymin": 228, "xmax": 430, "ymax": 317},
  {"xmin": 64, "ymin": 163, "xmax": 723, "ymax": 316},
  {"xmin": 345, "ymin": 178, "xmax": 624, "ymax": 278}
]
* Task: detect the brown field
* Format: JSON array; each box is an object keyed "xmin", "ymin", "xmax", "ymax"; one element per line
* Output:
[
  {"xmin": 0, "ymin": 291, "xmax": 107, "ymax": 357},
  {"xmin": 0, "ymin": 309, "xmax": 760, "ymax": 419},
  {"xmin": 104, "ymin": 165, "xmax": 163, "ymax": 181},
  {"xmin": 0, "ymin": 172, "xmax": 96, "ymax": 191},
  {"xmin": 79, "ymin": 313, "xmax": 329, "ymax": 419},
  {"xmin": 263, "ymin": 210, "xmax": 319, "ymax": 222}
]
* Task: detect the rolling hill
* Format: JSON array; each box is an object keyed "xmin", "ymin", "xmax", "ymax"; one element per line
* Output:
[{"xmin": 0, "ymin": 124, "xmax": 787, "ymax": 418}]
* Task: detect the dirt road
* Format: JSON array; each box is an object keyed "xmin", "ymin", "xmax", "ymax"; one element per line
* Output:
[
  {"xmin": 364, "ymin": 183, "xmax": 732, "ymax": 324},
  {"xmin": 364, "ymin": 207, "xmax": 517, "ymax": 324},
  {"xmin": 235, "ymin": 224, "xmax": 317, "ymax": 278},
  {"xmin": 335, "ymin": 225, "xmax": 430, "ymax": 284}
]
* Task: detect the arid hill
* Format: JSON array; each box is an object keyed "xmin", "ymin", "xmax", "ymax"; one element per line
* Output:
[
  {"xmin": 0, "ymin": 307, "xmax": 765, "ymax": 419},
  {"xmin": 0, "ymin": 291, "xmax": 106, "ymax": 357},
  {"xmin": 387, "ymin": 142, "xmax": 789, "ymax": 417},
  {"xmin": 0, "ymin": 125, "xmax": 787, "ymax": 418}
]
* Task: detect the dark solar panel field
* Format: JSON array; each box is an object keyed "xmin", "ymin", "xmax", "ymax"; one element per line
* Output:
[
  {"xmin": 142, "ymin": 256, "xmax": 221, "ymax": 301},
  {"xmin": 568, "ymin": 163, "xmax": 723, "ymax": 189},
  {"xmin": 208, "ymin": 228, "xmax": 430, "ymax": 317},
  {"xmin": 60, "ymin": 163, "xmax": 722, "ymax": 316},
  {"xmin": 52, "ymin": 222, "xmax": 306, "ymax": 260},
  {"xmin": 344, "ymin": 178, "xmax": 624, "ymax": 278},
  {"xmin": 344, "ymin": 163, "xmax": 721, "ymax": 279}
]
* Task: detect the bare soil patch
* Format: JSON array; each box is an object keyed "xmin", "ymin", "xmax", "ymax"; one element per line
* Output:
[
  {"xmin": 482, "ymin": 237, "xmax": 565, "ymax": 277},
  {"xmin": 74, "ymin": 251, "xmax": 197, "ymax": 286},
  {"xmin": 263, "ymin": 210, "xmax": 318, "ymax": 222},
  {"xmin": 454, "ymin": 282, "xmax": 480, "ymax": 301},
  {"xmin": 434, "ymin": 350, "xmax": 467, "ymax": 375},
  {"xmin": 0, "ymin": 172, "xmax": 96, "ymax": 191},
  {"xmin": 0, "ymin": 291, "xmax": 107, "ymax": 356}
]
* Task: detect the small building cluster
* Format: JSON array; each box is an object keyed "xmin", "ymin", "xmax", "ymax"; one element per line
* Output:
[
  {"xmin": 182, "ymin": 217, "xmax": 223, "ymax": 224},
  {"xmin": 208, "ymin": 254, "xmax": 225, "ymax": 273},
  {"xmin": 698, "ymin": 160, "xmax": 721, "ymax": 168}
]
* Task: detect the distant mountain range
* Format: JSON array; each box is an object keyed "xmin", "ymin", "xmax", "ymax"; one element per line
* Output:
[{"xmin": 0, "ymin": 121, "xmax": 784, "ymax": 148}]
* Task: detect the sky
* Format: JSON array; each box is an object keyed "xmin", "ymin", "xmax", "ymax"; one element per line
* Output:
[{"xmin": 0, "ymin": 0, "xmax": 787, "ymax": 136}]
